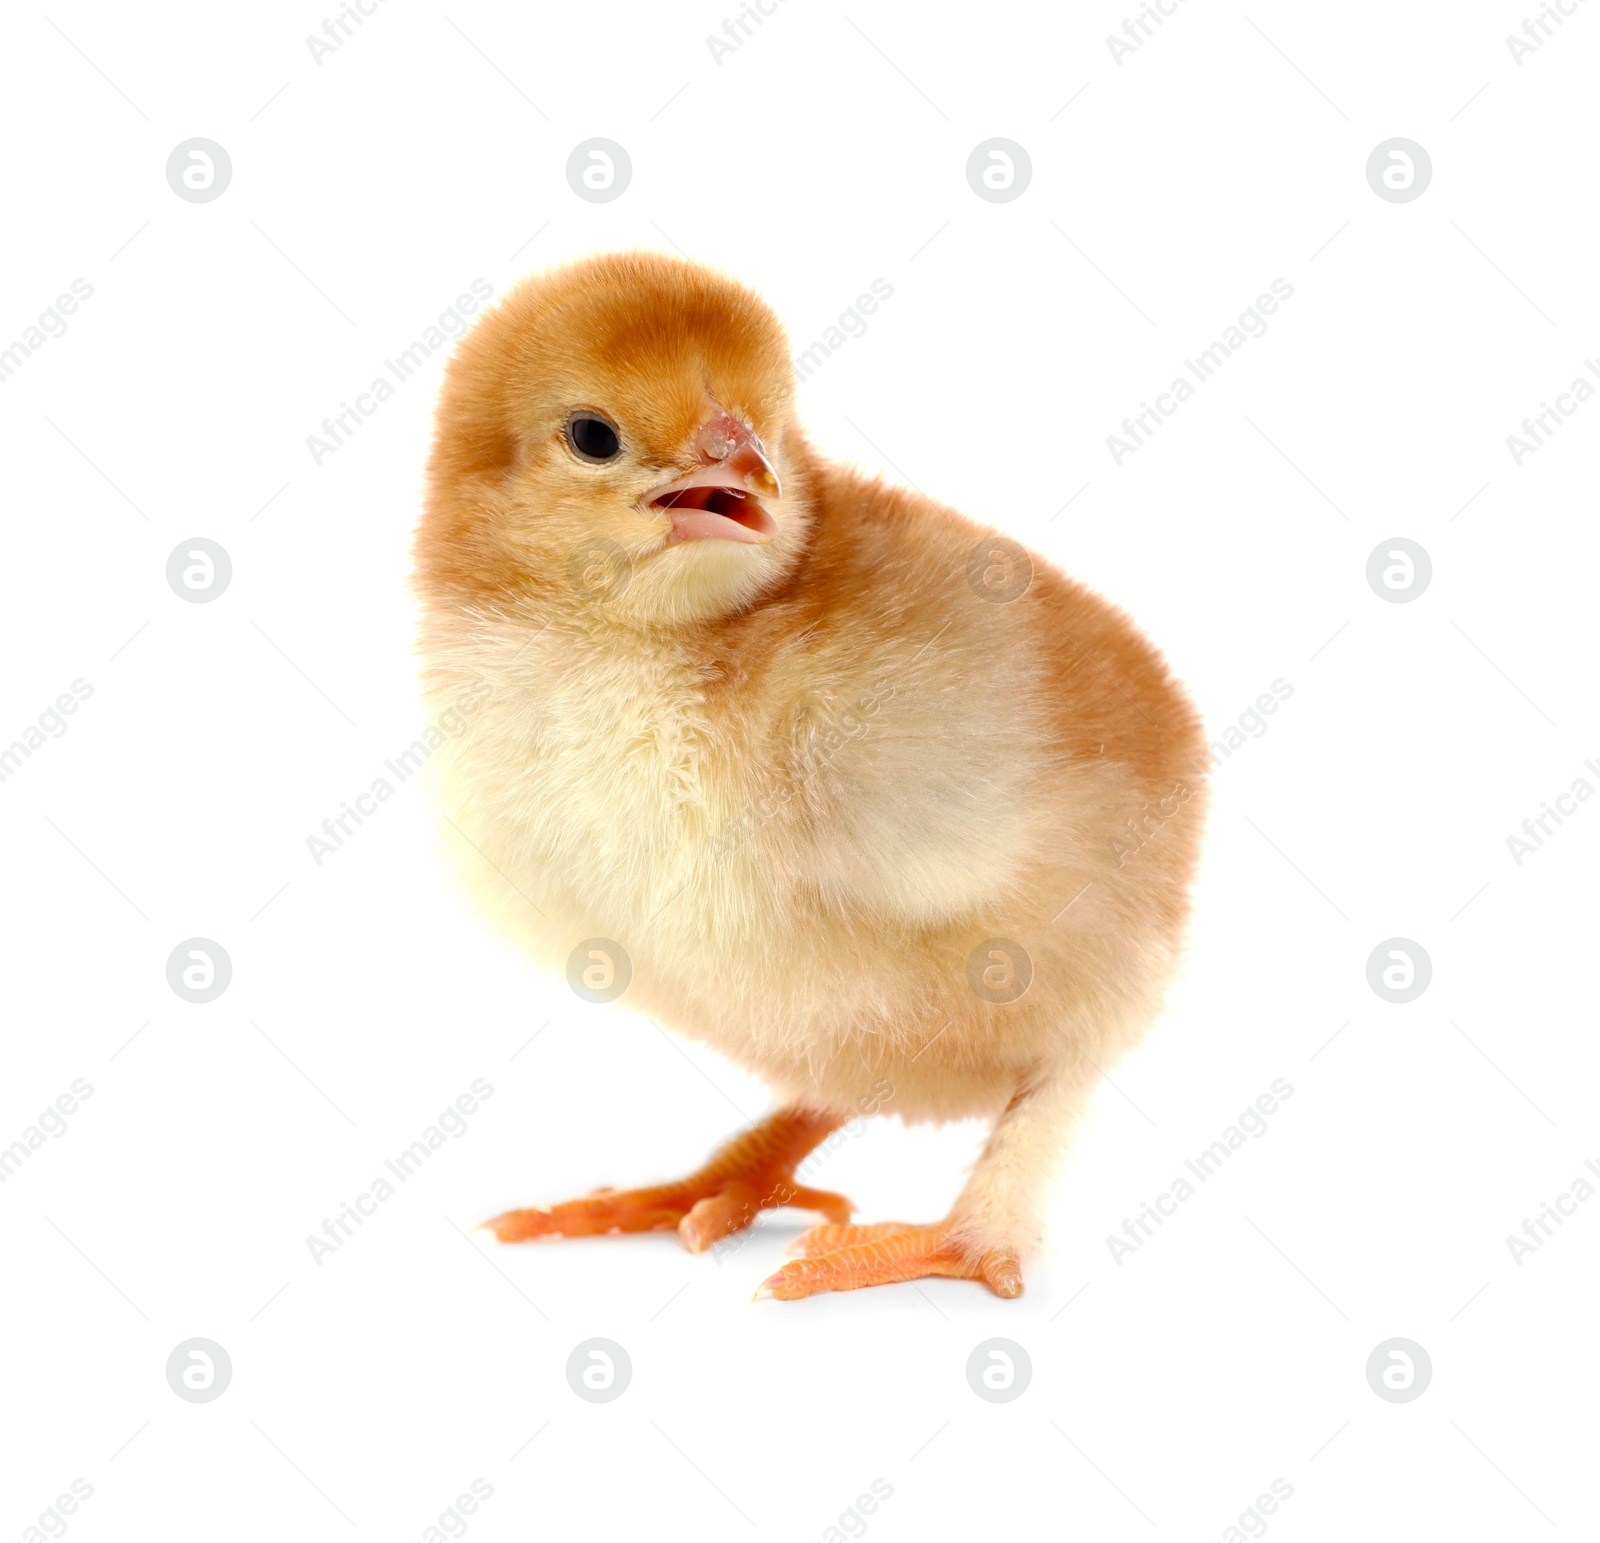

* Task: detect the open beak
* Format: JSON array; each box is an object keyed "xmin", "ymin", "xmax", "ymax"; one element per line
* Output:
[{"xmin": 641, "ymin": 410, "xmax": 781, "ymax": 546}]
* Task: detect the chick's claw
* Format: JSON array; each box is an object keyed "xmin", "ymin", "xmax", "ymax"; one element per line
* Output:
[{"xmin": 759, "ymin": 1223, "xmax": 1023, "ymax": 1300}]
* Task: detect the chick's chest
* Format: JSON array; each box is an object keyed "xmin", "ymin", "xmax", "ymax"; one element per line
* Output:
[{"xmin": 511, "ymin": 635, "xmax": 776, "ymax": 861}]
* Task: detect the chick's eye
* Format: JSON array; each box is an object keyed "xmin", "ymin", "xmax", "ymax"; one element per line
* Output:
[{"xmin": 565, "ymin": 412, "xmax": 621, "ymax": 463}]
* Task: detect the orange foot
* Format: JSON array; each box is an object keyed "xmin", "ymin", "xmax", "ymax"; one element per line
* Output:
[
  {"xmin": 756, "ymin": 1222, "xmax": 1023, "ymax": 1301},
  {"xmin": 480, "ymin": 1108, "xmax": 853, "ymax": 1254}
]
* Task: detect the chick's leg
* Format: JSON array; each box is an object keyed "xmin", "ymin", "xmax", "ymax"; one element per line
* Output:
[
  {"xmin": 759, "ymin": 1065, "xmax": 1089, "ymax": 1301},
  {"xmin": 481, "ymin": 1106, "xmax": 853, "ymax": 1253}
]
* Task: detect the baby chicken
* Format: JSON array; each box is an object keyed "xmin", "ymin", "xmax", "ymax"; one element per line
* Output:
[{"xmin": 413, "ymin": 252, "xmax": 1206, "ymax": 1300}]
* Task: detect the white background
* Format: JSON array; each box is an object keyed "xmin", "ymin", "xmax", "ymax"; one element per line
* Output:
[{"xmin": 2, "ymin": 2, "xmax": 1597, "ymax": 1539}]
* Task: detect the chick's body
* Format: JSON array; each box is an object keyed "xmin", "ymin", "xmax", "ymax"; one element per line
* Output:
[{"xmin": 415, "ymin": 253, "xmax": 1206, "ymax": 1298}]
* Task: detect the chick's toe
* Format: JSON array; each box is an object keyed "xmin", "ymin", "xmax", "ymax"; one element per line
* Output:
[{"xmin": 481, "ymin": 1106, "xmax": 854, "ymax": 1252}]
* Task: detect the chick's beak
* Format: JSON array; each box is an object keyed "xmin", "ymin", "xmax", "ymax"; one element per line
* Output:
[{"xmin": 642, "ymin": 410, "xmax": 781, "ymax": 546}]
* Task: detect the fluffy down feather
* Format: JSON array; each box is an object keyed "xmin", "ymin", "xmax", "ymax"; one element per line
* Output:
[{"xmin": 413, "ymin": 251, "xmax": 1206, "ymax": 1289}]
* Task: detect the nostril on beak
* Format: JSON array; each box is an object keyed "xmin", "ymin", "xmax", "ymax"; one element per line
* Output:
[
  {"xmin": 697, "ymin": 411, "xmax": 782, "ymax": 499},
  {"xmin": 700, "ymin": 419, "xmax": 737, "ymax": 461}
]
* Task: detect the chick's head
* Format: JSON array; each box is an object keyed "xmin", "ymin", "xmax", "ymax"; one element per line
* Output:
[{"xmin": 419, "ymin": 251, "xmax": 809, "ymax": 627}]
